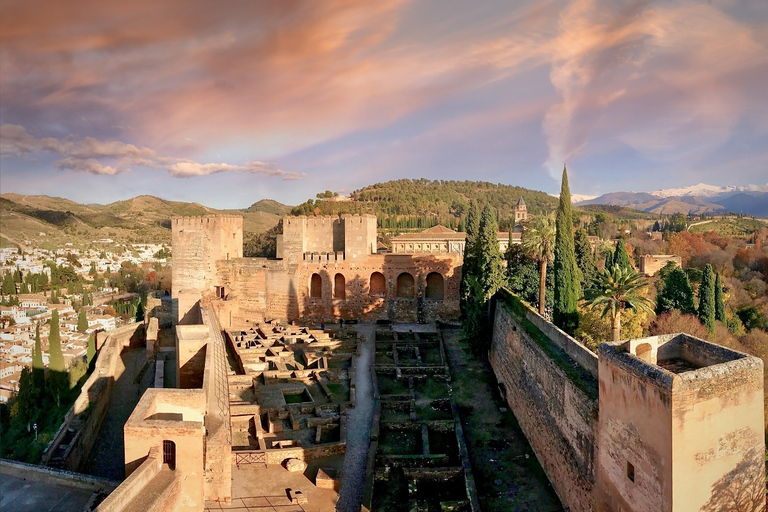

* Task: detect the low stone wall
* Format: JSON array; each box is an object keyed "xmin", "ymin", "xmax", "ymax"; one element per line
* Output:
[
  {"xmin": 0, "ymin": 458, "xmax": 119, "ymax": 493},
  {"xmin": 489, "ymin": 290, "xmax": 598, "ymax": 512}
]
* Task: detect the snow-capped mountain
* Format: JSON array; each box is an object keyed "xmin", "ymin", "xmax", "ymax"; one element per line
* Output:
[
  {"xmin": 576, "ymin": 182, "xmax": 768, "ymax": 216},
  {"xmin": 649, "ymin": 183, "xmax": 768, "ymax": 199}
]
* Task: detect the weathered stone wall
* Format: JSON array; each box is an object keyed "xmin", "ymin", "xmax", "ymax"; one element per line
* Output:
[
  {"xmin": 212, "ymin": 253, "xmax": 461, "ymax": 325},
  {"xmin": 171, "ymin": 215, "xmax": 243, "ymax": 322},
  {"xmin": 489, "ymin": 292, "xmax": 598, "ymax": 512}
]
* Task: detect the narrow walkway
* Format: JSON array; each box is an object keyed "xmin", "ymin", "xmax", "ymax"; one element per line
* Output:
[
  {"xmin": 335, "ymin": 324, "xmax": 375, "ymax": 512},
  {"xmin": 81, "ymin": 347, "xmax": 153, "ymax": 480}
]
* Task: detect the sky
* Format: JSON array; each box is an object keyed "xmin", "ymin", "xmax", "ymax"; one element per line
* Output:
[{"xmin": 1, "ymin": 0, "xmax": 767, "ymax": 209}]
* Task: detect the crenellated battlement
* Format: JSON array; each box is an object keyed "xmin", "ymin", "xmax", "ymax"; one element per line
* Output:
[{"xmin": 172, "ymin": 215, "xmax": 243, "ymax": 229}]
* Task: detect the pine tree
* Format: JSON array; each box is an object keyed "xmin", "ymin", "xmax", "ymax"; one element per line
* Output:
[
  {"xmin": 553, "ymin": 166, "xmax": 580, "ymax": 334},
  {"xmin": 698, "ymin": 264, "xmax": 716, "ymax": 333},
  {"xmin": 77, "ymin": 308, "xmax": 88, "ymax": 332},
  {"xmin": 656, "ymin": 267, "xmax": 696, "ymax": 315},
  {"xmin": 612, "ymin": 240, "xmax": 632, "ymax": 271},
  {"xmin": 574, "ymin": 228, "xmax": 597, "ymax": 291},
  {"xmin": 714, "ymin": 272, "xmax": 726, "ymax": 323},
  {"xmin": 32, "ymin": 323, "xmax": 45, "ymax": 391}
]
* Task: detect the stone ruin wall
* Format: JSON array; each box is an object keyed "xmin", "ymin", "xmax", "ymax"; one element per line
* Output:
[
  {"xmin": 489, "ymin": 297, "xmax": 598, "ymax": 512},
  {"xmin": 212, "ymin": 253, "xmax": 461, "ymax": 326},
  {"xmin": 171, "ymin": 215, "xmax": 243, "ymax": 322}
]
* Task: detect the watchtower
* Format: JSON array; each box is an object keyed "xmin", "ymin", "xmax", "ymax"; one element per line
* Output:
[
  {"xmin": 514, "ymin": 197, "xmax": 528, "ymax": 224},
  {"xmin": 171, "ymin": 215, "xmax": 243, "ymax": 324},
  {"xmin": 596, "ymin": 334, "xmax": 765, "ymax": 511}
]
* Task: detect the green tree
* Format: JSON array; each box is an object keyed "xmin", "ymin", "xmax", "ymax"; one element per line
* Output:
[
  {"xmin": 505, "ymin": 245, "xmax": 553, "ymax": 309},
  {"xmin": 656, "ymin": 267, "xmax": 696, "ymax": 315},
  {"xmin": 475, "ymin": 205, "xmax": 504, "ymax": 302},
  {"xmin": 32, "ymin": 324, "xmax": 45, "ymax": 392},
  {"xmin": 714, "ymin": 272, "xmax": 726, "ymax": 323},
  {"xmin": 77, "ymin": 308, "xmax": 88, "ymax": 332},
  {"xmin": 460, "ymin": 201, "xmax": 480, "ymax": 322},
  {"xmin": 86, "ymin": 334, "xmax": 96, "ymax": 365},
  {"xmin": 612, "ymin": 239, "xmax": 632, "ymax": 271},
  {"xmin": 135, "ymin": 302, "xmax": 145, "ymax": 323},
  {"xmin": 522, "ymin": 213, "xmax": 556, "ymax": 315},
  {"xmin": 553, "ymin": 167, "xmax": 580, "ymax": 334},
  {"xmin": 697, "ymin": 264, "xmax": 716, "ymax": 333},
  {"xmin": 584, "ymin": 267, "xmax": 655, "ymax": 341},
  {"xmin": 48, "ymin": 310, "xmax": 66, "ymax": 404},
  {"xmin": 1, "ymin": 272, "xmax": 16, "ymax": 295},
  {"xmin": 574, "ymin": 228, "xmax": 597, "ymax": 291}
]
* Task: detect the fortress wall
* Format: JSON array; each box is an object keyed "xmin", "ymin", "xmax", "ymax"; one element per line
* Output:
[
  {"xmin": 489, "ymin": 292, "xmax": 598, "ymax": 512},
  {"xmin": 43, "ymin": 322, "xmax": 144, "ymax": 472},
  {"xmin": 212, "ymin": 253, "xmax": 461, "ymax": 324}
]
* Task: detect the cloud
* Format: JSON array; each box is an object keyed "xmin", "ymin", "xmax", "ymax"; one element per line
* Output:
[
  {"xmin": 0, "ymin": 124, "xmax": 303, "ymax": 179},
  {"xmin": 541, "ymin": 0, "xmax": 768, "ymax": 178}
]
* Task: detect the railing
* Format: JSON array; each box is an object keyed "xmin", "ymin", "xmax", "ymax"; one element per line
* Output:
[{"xmin": 234, "ymin": 451, "xmax": 267, "ymax": 468}]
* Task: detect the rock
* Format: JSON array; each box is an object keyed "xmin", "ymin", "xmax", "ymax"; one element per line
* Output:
[{"xmin": 284, "ymin": 458, "xmax": 307, "ymax": 472}]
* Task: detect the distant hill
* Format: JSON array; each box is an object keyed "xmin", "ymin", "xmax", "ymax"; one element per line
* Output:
[
  {"xmin": 0, "ymin": 193, "xmax": 291, "ymax": 249},
  {"xmin": 711, "ymin": 193, "xmax": 768, "ymax": 217}
]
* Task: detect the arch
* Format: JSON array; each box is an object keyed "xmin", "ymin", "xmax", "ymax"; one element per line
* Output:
[
  {"xmin": 310, "ymin": 273, "xmax": 322, "ymax": 298},
  {"xmin": 369, "ymin": 272, "xmax": 386, "ymax": 297},
  {"xmin": 425, "ymin": 272, "xmax": 444, "ymax": 300},
  {"xmin": 396, "ymin": 273, "xmax": 415, "ymax": 298},
  {"xmin": 636, "ymin": 343, "xmax": 653, "ymax": 363},
  {"xmin": 163, "ymin": 440, "xmax": 176, "ymax": 470},
  {"xmin": 334, "ymin": 274, "xmax": 346, "ymax": 299}
]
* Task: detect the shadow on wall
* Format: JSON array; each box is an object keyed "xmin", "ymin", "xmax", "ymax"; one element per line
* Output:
[{"xmin": 700, "ymin": 448, "xmax": 765, "ymax": 512}]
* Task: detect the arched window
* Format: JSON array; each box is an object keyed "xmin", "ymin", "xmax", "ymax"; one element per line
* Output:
[
  {"xmin": 334, "ymin": 274, "xmax": 346, "ymax": 299},
  {"xmin": 163, "ymin": 440, "xmax": 176, "ymax": 470},
  {"xmin": 310, "ymin": 273, "xmax": 322, "ymax": 298},
  {"xmin": 369, "ymin": 272, "xmax": 386, "ymax": 297},
  {"xmin": 425, "ymin": 272, "xmax": 444, "ymax": 300},
  {"xmin": 396, "ymin": 273, "xmax": 415, "ymax": 298}
]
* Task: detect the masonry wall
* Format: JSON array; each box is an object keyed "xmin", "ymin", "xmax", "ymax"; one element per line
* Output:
[
  {"xmin": 211, "ymin": 253, "xmax": 461, "ymax": 325},
  {"xmin": 489, "ymin": 293, "xmax": 598, "ymax": 512}
]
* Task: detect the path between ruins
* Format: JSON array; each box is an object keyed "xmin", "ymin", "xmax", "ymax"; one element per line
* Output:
[{"xmin": 335, "ymin": 324, "xmax": 375, "ymax": 512}]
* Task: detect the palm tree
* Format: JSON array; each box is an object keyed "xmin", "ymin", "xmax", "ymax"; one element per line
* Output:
[
  {"xmin": 584, "ymin": 266, "xmax": 655, "ymax": 341},
  {"xmin": 521, "ymin": 213, "xmax": 556, "ymax": 315}
]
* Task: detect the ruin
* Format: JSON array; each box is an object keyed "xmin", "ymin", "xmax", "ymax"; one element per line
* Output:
[{"xmin": 38, "ymin": 212, "xmax": 761, "ymax": 512}]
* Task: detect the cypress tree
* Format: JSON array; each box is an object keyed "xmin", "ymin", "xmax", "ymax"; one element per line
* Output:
[
  {"xmin": 1, "ymin": 272, "xmax": 16, "ymax": 295},
  {"xmin": 553, "ymin": 167, "xmax": 580, "ymax": 334},
  {"xmin": 48, "ymin": 309, "xmax": 65, "ymax": 373},
  {"xmin": 460, "ymin": 201, "xmax": 480, "ymax": 323},
  {"xmin": 77, "ymin": 308, "xmax": 88, "ymax": 332},
  {"xmin": 698, "ymin": 264, "xmax": 716, "ymax": 333},
  {"xmin": 32, "ymin": 323, "xmax": 45, "ymax": 391},
  {"xmin": 574, "ymin": 228, "xmax": 597, "ymax": 291},
  {"xmin": 613, "ymin": 240, "xmax": 632, "ymax": 271},
  {"xmin": 135, "ymin": 302, "xmax": 145, "ymax": 323},
  {"xmin": 714, "ymin": 272, "xmax": 726, "ymax": 323},
  {"xmin": 603, "ymin": 248, "xmax": 614, "ymax": 272},
  {"xmin": 476, "ymin": 205, "xmax": 504, "ymax": 302},
  {"xmin": 86, "ymin": 333, "xmax": 96, "ymax": 365},
  {"xmin": 656, "ymin": 267, "xmax": 696, "ymax": 315}
]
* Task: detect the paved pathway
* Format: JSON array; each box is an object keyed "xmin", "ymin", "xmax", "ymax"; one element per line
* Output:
[
  {"xmin": 81, "ymin": 347, "xmax": 153, "ymax": 480},
  {"xmin": 335, "ymin": 324, "xmax": 375, "ymax": 512}
]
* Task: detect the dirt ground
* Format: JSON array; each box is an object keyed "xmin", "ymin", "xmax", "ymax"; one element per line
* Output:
[{"xmin": 441, "ymin": 329, "xmax": 564, "ymax": 512}]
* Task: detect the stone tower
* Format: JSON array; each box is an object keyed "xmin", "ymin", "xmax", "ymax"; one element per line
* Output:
[
  {"xmin": 596, "ymin": 334, "xmax": 765, "ymax": 512},
  {"xmin": 514, "ymin": 197, "xmax": 528, "ymax": 224},
  {"xmin": 171, "ymin": 215, "xmax": 243, "ymax": 324}
]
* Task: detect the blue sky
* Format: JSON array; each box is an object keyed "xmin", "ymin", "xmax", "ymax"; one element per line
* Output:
[{"xmin": 1, "ymin": 0, "xmax": 767, "ymax": 208}]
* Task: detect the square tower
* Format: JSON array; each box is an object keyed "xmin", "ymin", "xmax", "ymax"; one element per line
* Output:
[{"xmin": 596, "ymin": 334, "xmax": 765, "ymax": 512}]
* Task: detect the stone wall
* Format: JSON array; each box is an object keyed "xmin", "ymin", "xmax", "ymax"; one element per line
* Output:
[
  {"xmin": 43, "ymin": 322, "xmax": 144, "ymax": 471},
  {"xmin": 489, "ymin": 291, "xmax": 598, "ymax": 512}
]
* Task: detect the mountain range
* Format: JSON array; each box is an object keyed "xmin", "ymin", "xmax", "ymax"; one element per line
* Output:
[{"xmin": 576, "ymin": 183, "xmax": 768, "ymax": 217}]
